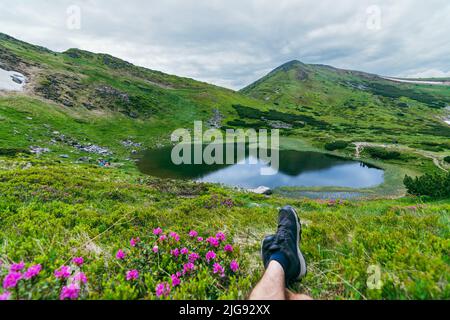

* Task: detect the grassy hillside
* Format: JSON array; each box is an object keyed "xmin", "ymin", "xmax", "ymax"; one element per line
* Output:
[
  {"xmin": 0, "ymin": 158, "xmax": 448, "ymax": 300},
  {"xmin": 0, "ymin": 34, "xmax": 449, "ymax": 300},
  {"xmin": 240, "ymin": 60, "xmax": 450, "ymax": 150}
]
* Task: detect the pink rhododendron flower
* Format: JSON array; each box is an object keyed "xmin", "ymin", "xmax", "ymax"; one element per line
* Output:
[
  {"xmin": 116, "ymin": 249, "xmax": 126, "ymax": 260},
  {"xmin": 60, "ymin": 283, "xmax": 80, "ymax": 300},
  {"xmin": 183, "ymin": 263, "xmax": 195, "ymax": 274},
  {"xmin": 224, "ymin": 244, "xmax": 234, "ymax": 253},
  {"xmin": 206, "ymin": 251, "xmax": 216, "ymax": 262},
  {"xmin": 206, "ymin": 237, "xmax": 220, "ymax": 248},
  {"xmin": 0, "ymin": 292, "xmax": 11, "ymax": 301},
  {"xmin": 152, "ymin": 246, "xmax": 159, "ymax": 253},
  {"xmin": 54, "ymin": 266, "xmax": 71, "ymax": 279},
  {"xmin": 159, "ymin": 235, "xmax": 167, "ymax": 242},
  {"xmin": 188, "ymin": 230, "xmax": 198, "ymax": 238},
  {"xmin": 171, "ymin": 274, "xmax": 181, "ymax": 287},
  {"xmin": 3, "ymin": 272, "xmax": 22, "ymax": 289},
  {"xmin": 169, "ymin": 232, "xmax": 180, "ymax": 242},
  {"xmin": 130, "ymin": 237, "xmax": 141, "ymax": 247},
  {"xmin": 197, "ymin": 237, "xmax": 204, "ymax": 242},
  {"xmin": 155, "ymin": 282, "xmax": 171, "ymax": 298},
  {"xmin": 189, "ymin": 253, "xmax": 200, "ymax": 263},
  {"xmin": 10, "ymin": 261, "xmax": 25, "ymax": 272},
  {"xmin": 73, "ymin": 272, "xmax": 88, "ymax": 284},
  {"xmin": 180, "ymin": 248, "xmax": 189, "ymax": 255},
  {"xmin": 126, "ymin": 270, "xmax": 139, "ymax": 281},
  {"xmin": 213, "ymin": 263, "xmax": 225, "ymax": 277},
  {"xmin": 153, "ymin": 227, "xmax": 163, "ymax": 235},
  {"xmin": 230, "ymin": 260, "xmax": 240, "ymax": 273},
  {"xmin": 216, "ymin": 232, "xmax": 226, "ymax": 242},
  {"xmin": 24, "ymin": 264, "xmax": 42, "ymax": 280},
  {"xmin": 72, "ymin": 257, "xmax": 84, "ymax": 266},
  {"xmin": 171, "ymin": 248, "xmax": 180, "ymax": 258}
]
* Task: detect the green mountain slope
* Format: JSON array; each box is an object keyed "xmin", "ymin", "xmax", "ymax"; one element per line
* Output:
[
  {"xmin": 240, "ymin": 60, "xmax": 450, "ymax": 148},
  {"xmin": 0, "ymin": 32, "xmax": 269, "ymax": 155}
]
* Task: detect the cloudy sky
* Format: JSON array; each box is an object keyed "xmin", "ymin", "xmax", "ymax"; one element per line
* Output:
[{"xmin": 0, "ymin": 0, "xmax": 449, "ymax": 89}]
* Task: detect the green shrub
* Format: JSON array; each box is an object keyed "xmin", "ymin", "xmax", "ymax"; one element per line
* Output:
[
  {"xmin": 365, "ymin": 147, "xmax": 401, "ymax": 160},
  {"xmin": 0, "ymin": 148, "xmax": 30, "ymax": 156},
  {"xmin": 324, "ymin": 141, "xmax": 349, "ymax": 151},
  {"xmin": 444, "ymin": 156, "xmax": 450, "ymax": 164},
  {"xmin": 404, "ymin": 173, "xmax": 450, "ymax": 198}
]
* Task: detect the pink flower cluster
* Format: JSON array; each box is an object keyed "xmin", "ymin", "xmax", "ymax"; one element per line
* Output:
[
  {"xmin": 1, "ymin": 261, "xmax": 43, "ymax": 300},
  {"xmin": 126, "ymin": 270, "xmax": 139, "ymax": 281}
]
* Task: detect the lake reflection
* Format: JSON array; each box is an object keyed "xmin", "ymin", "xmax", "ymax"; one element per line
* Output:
[{"xmin": 136, "ymin": 146, "xmax": 384, "ymax": 189}]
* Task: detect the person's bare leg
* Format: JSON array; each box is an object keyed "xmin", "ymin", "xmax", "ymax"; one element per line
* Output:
[
  {"xmin": 286, "ymin": 290, "xmax": 313, "ymax": 300},
  {"xmin": 249, "ymin": 261, "xmax": 286, "ymax": 300}
]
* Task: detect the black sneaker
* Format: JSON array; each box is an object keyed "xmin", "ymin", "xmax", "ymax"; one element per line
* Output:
[
  {"xmin": 269, "ymin": 206, "xmax": 307, "ymax": 284},
  {"xmin": 261, "ymin": 235, "xmax": 276, "ymax": 269}
]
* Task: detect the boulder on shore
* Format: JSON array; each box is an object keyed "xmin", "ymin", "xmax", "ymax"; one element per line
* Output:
[{"xmin": 248, "ymin": 186, "xmax": 273, "ymax": 195}]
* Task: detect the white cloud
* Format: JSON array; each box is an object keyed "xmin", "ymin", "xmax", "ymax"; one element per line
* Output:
[{"xmin": 0, "ymin": 0, "xmax": 449, "ymax": 89}]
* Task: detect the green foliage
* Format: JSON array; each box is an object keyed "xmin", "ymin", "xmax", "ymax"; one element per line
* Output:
[
  {"xmin": 444, "ymin": 156, "xmax": 450, "ymax": 164},
  {"xmin": 365, "ymin": 147, "xmax": 402, "ymax": 160},
  {"xmin": 324, "ymin": 141, "xmax": 349, "ymax": 151},
  {"xmin": 404, "ymin": 173, "xmax": 450, "ymax": 198},
  {"xmin": 0, "ymin": 160, "xmax": 448, "ymax": 300}
]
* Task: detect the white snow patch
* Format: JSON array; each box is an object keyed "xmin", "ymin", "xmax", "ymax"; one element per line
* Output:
[{"xmin": 0, "ymin": 67, "xmax": 26, "ymax": 91}]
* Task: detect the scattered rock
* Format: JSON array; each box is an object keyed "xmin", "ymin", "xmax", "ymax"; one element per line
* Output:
[
  {"xmin": 29, "ymin": 146, "xmax": 50, "ymax": 154},
  {"xmin": 207, "ymin": 109, "xmax": 223, "ymax": 129},
  {"xmin": 59, "ymin": 154, "xmax": 69, "ymax": 159},
  {"xmin": 121, "ymin": 139, "xmax": 142, "ymax": 148},
  {"xmin": 248, "ymin": 186, "xmax": 273, "ymax": 195}
]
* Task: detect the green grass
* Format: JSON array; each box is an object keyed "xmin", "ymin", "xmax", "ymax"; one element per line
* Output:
[{"xmin": 0, "ymin": 158, "xmax": 448, "ymax": 299}]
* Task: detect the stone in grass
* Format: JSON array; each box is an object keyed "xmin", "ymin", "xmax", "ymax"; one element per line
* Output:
[{"xmin": 249, "ymin": 186, "xmax": 273, "ymax": 195}]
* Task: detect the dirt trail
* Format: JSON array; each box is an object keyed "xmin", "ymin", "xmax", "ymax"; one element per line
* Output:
[{"xmin": 354, "ymin": 142, "xmax": 448, "ymax": 172}]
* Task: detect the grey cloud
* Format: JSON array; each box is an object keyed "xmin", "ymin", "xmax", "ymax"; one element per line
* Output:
[{"xmin": 0, "ymin": 0, "xmax": 449, "ymax": 89}]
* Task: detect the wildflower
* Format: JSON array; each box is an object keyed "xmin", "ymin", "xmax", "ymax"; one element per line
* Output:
[
  {"xmin": 197, "ymin": 237, "xmax": 204, "ymax": 242},
  {"xmin": 152, "ymin": 245, "xmax": 159, "ymax": 253},
  {"xmin": 169, "ymin": 232, "xmax": 180, "ymax": 242},
  {"xmin": 188, "ymin": 230, "xmax": 198, "ymax": 238},
  {"xmin": 116, "ymin": 249, "xmax": 126, "ymax": 260},
  {"xmin": 206, "ymin": 237, "xmax": 220, "ymax": 248},
  {"xmin": 171, "ymin": 274, "xmax": 181, "ymax": 287},
  {"xmin": 224, "ymin": 244, "xmax": 234, "ymax": 253},
  {"xmin": 230, "ymin": 260, "xmax": 240, "ymax": 273},
  {"xmin": 60, "ymin": 283, "xmax": 80, "ymax": 300},
  {"xmin": 0, "ymin": 292, "xmax": 11, "ymax": 301},
  {"xmin": 10, "ymin": 261, "xmax": 25, "ymax": 272},
  {"xmin": 153, "ymin": 227, "xmax": 163, "ymax": 235},
  {"xmin": 183, "ymin": 263, "xmax": 195, "ymax": 274},
  {"xmin": 189, "ymin": 253, "xmax": 200, "ymax": 263},
  {"xmin": 3, "ymin": 272, "xmax": 22, "ymax": 289},
  {"xmin": 155, "ymin": 282, "xmax": 171, "ymax": 298},
  {"xmin": 130, "ymin": 237, "xmax": 141, "ymax": 247},
  {"xmin": 72, "ymin": 257, "xmax": 84, "ymax": 266},
  {"xmin": 73, "ymin": 272, "xmax": 88, "ymax": 284},
  {"xmin": 206, "ymin": 251, "xmax": 216, "ymax": 263},
  {"xmin": 126, "ymin": 270, "xmax": 139, "ymax": 281},
  {"xmin": 171, "ymin": 248, "xmax": 180, "ymax": 258},
  {"xmin": 54, "ymin": 266, "xmax": 71, "ymax": 279},
  {"xmin": 180, "ymin": 248, "xmax": 189, "ymax": 255},
  {"xmin": 24, "ymin": 264, "xmax": 42, "ymax": 280},
  {"xmin": 216, "ymin": 232, "xmax": 226, "ymax": 242},
  {"xmin": 159, "ymin": 235, "xmax": 167, "ymax": 242},
  {"xmin": 213, "ymin": 263, "xmax": 225, "ymax": 277}
]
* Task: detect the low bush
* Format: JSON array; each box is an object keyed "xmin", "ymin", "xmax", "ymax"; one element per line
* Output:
[
  {"xmin": 404, "ymin": 172, "xmax": 450, "ymax": 198},
  {"xmin": 324, "ymin": 141, "xmax": 349, "ymax": 151},
  {"xmin": 365, "ymin": 147, "xmax": 401, "ymax": 160},
  {"xmin": 444, "ymin": 156, "xmax": 450, "ymax": 164}
]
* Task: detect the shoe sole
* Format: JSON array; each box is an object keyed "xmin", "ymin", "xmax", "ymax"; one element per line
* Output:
[
  {"xmin": 260, "ymin": 235, "xmax": 275, "ymax": 269},
  {"xmin": 285, "ymin": 206, "xmax": 307, "ymax": 281}
]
